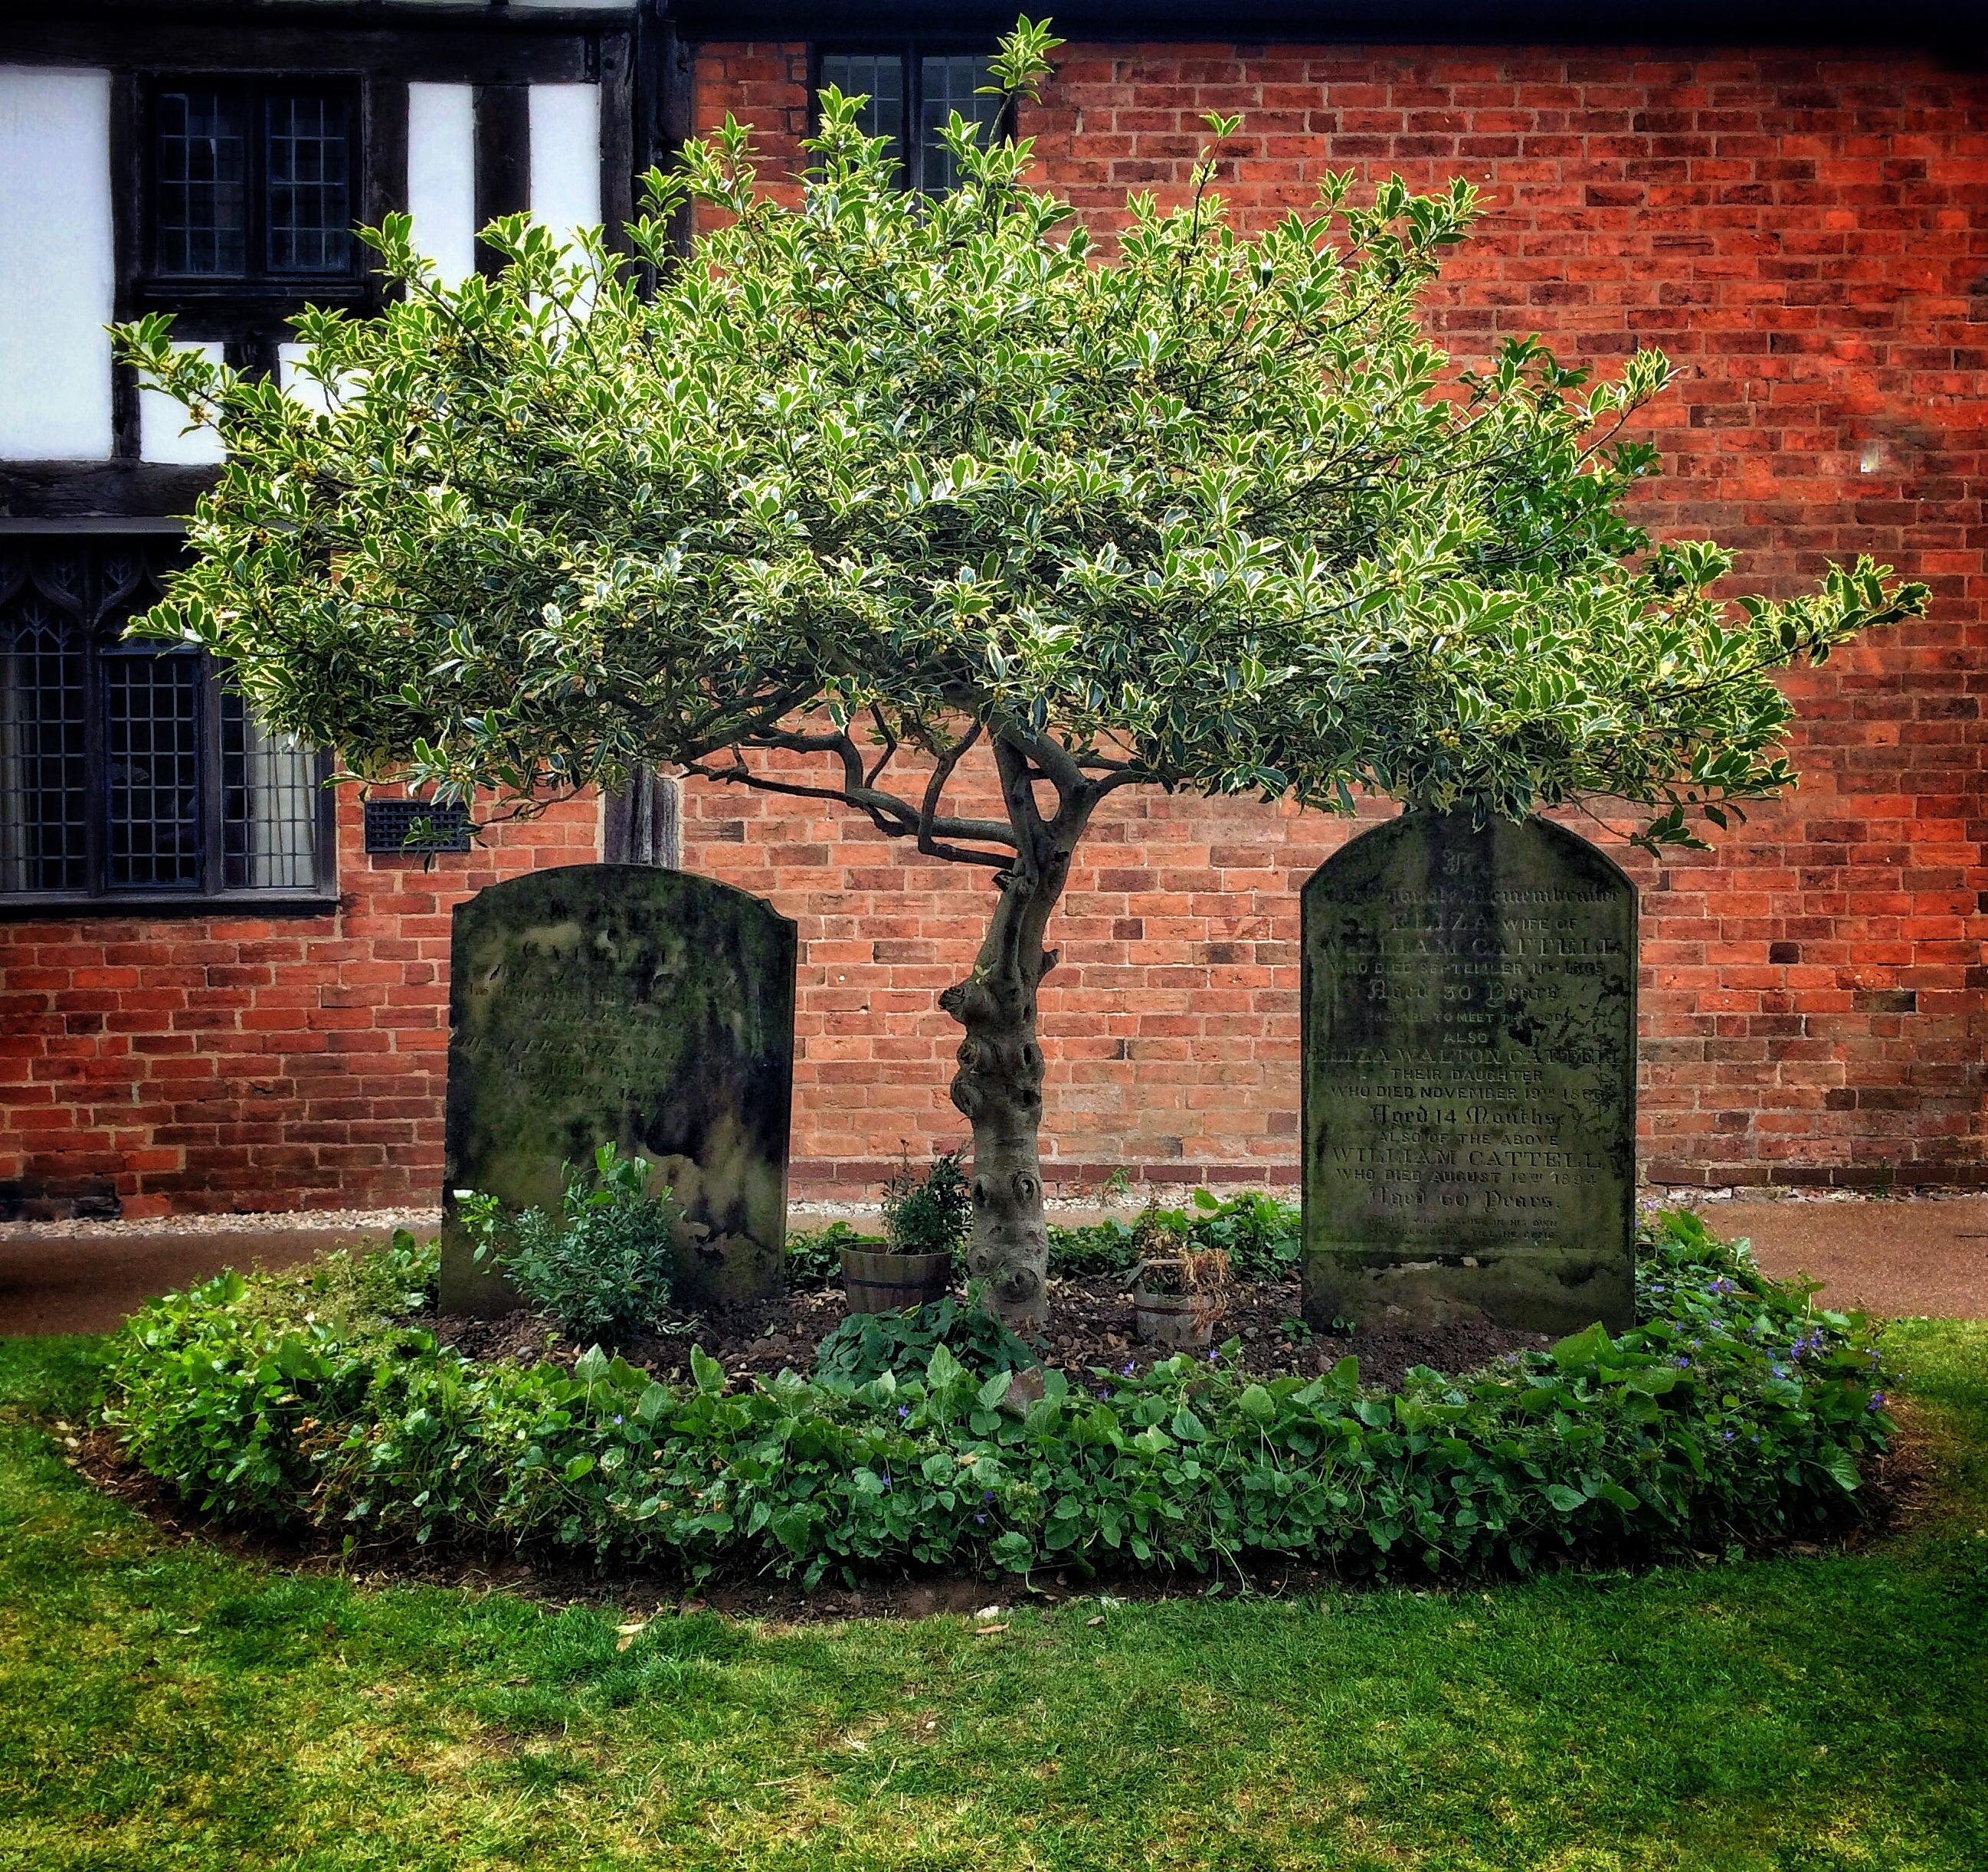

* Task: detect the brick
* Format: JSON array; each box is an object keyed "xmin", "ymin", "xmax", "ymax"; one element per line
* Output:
[{"xmin": 5, "ymin": 42, "xmax": 1986, "ymax": 1213}]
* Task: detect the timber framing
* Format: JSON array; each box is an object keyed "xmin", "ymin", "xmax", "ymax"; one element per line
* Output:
[{"xmin": 0, "ymin": 0, "xmax": 637, "ymax": 525}]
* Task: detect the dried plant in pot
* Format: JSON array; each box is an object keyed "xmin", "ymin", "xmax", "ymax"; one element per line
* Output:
[
  {"xmin": 1128, "ymin": 1218, "xmax": 1236, "ymax": 1350},
  {"xmin": 842, "ymin": 1149, "xmax": 970, "ymax": 1317}
]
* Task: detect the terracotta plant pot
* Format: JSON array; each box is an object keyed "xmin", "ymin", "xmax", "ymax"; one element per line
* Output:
[{"xmin": 840, "ymin": 1247, "xmax": 951, "ymax": 1317}]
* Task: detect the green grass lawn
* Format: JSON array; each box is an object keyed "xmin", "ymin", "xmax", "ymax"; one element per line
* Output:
[{"xmin": 2, "ymin": 1322, "xmax": 1983, "ymax": 1872}]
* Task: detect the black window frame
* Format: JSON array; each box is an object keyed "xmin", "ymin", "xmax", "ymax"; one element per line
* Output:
[
  {"xmin": 136, "ymin": 74, "xmax": 368, "ymax": 309},
  {"xmin": 809, "ymin": 43, "xmax": 1010, "ymax": 196},
  {"xmin": 0, "ymin": 537, "xmax": 337, "ymax": 917}
]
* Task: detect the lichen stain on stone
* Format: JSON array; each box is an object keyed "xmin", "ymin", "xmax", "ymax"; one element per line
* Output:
[{"xmin": 440, "ymin": 865, "xmax": 796, "ymax": 1314}]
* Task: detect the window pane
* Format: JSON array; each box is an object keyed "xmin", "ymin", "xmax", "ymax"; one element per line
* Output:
[
  {"xmin": 156, "ymin": 89, "xmax": 247, "ymax": 276},
  {"xmin": 221, "ymin": 692, "xmax": 319, "ymax": 889},
  {"xmin": 0, "ymin": 597, "xmax": 89, "ymax": 892},
  {"xmin": 102, "ymin": 651, "xmax": 204, "ymax": 890},
  {"xmin": 820, "ymin": 54, "xmax": 905, "ymax": 173},
  {"xmin": 265, "ymin": 90, "xmax": 352, "ymax": 275},
  {"xmin": 920, "ymin": 55, "xmax": 1002, "ymax": 194}
]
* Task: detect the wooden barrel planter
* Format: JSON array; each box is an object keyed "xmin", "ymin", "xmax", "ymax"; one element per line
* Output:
[
  {"xmin": 1131, "ymin": 1285, "xmax": 1216, "ymax": 1351},
  {"xmin": 1129, "ymin": 1255, "xmax": 1224, "ymax": 1351},
  {"xmin": 840, "ymin": 1247, "xmax": 952, "ymax": 1317}
]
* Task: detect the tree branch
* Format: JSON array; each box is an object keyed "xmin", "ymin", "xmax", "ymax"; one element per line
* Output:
[{"xmin": 682, "ymin": 723, "xmax": 1019, "ymax": 869}]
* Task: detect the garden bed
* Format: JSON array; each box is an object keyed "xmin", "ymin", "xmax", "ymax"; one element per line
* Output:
[
  {"xmin": 96, "ymin": 1208, "xmax": 1897, "ymax": 1590},
  {"xmin": 434, "ymin": 1274, "xmax": 1550, "ymax": 1393}
]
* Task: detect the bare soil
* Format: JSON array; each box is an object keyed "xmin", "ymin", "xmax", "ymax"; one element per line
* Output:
[{"xmin": 430, "ymin": 1274, "xmax": 1552, "ymax": 1393}]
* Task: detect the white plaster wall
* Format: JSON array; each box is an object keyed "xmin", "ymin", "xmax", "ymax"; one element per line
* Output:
[
  {"xmin": 139, "ymin": 341, "xmax": 226, "ymax": 465},
  {"xmin": 0, "ymin": 67, "xmax": 116, "ymax": 460},
  {"xmin": 278, "ymin": 342, "xmax": 329, "ymax": 418},
  {"xmin": 528, "ymin": 83, "xmax": 603, "ymax": 246},
  {"xmin": 408, "ymin": 82, "xmax": 478, "ymax": 286}
]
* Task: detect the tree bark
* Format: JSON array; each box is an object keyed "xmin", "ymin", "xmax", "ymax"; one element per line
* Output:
[
  {"xmin": 939, "ymin": 736, "xmax": 1086, "ymax": 1334},
  {"xmin": 942, "ymin": 869, "xmax": 1061, "ymax": 1331}
]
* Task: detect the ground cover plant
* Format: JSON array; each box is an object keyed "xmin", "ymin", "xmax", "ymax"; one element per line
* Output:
[
  {"xmin": 98, "ymin": 1212, "xmax": 1893, "ymax": 1589},
  {"xmin": 2, "ymin": 1317, "xmax": 1983, "ymax": 1869},
  {"xmin": 460, "ymin": 1144, "xmax": 681, "ymax": 1347},
  {"xmin": 781, "ymin": 1186, "xmax": 1304, "ymax": 1291},
  {"xmin": 118, "ymin": 15, "xmax": 1925, "ymax": 1330}
]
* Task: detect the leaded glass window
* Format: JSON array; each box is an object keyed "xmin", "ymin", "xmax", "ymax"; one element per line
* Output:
[
  {"xmin": 155, "ymin": 89, "xmax": 248, "ymax": 277},
  {"xmin": 819, "ymin": 52, "xmax": 905, "ymax": 172},
  {"xmin": 817, "ymin": 49, "xmax": 1002, "ymax": 194},
  {"xmin": 0, "ymin": 541, "xmax": 330, "ymax": 905},
  {"xmin": 264, "ymin": 91, "xmax": 352, "ymax": 276},
  {"xmin": 919, "ymin": 56, "xmax": 1005, "ymax": 195},
  {"xmin": 149, "ymin": 80, "xmax": 356, "ymax": 286}
]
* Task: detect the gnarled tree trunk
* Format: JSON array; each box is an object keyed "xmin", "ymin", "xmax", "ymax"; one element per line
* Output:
[
  {"xmin": 942, "ymin": 878, "xmax": 1060, "ymax": 1330},
  {"xmin": 939, "ymin": 735, "xmax": 1087, "ymax": 1333}
]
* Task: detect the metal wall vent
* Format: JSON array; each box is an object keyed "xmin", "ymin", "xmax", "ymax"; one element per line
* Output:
[{"xmin": 362, "ymin": 798, "xmax": 473, "ymax": 855}]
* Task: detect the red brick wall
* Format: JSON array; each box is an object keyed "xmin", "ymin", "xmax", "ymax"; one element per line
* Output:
[
  {"xmin": 0, "ymin": 792, "xmax": 600, "ymax": 1217},
  {"xmin": 686, "ymin": 41, "xmax": 1988, "ymax": 1197},
  {"xmin": 7, "ymin": 40, "xmax": 1983, "ymax": 1219}
]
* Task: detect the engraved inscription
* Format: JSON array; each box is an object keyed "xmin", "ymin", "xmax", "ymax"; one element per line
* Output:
[{"xmin": 1302, "ymin": 813, "xmax": 1637, "ymax": 1334}]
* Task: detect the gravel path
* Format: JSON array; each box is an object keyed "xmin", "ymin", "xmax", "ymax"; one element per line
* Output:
[{"xmin": 2, "ymin": 1193, "xmax": 1983, "ymax": 1337}]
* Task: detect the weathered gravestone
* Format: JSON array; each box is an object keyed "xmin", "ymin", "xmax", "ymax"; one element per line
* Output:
[
  {"xmin": 1302, "ymin": 811, "xmax": 1636, "ymax": 1335},
  {"xmin": 439, "ymin": 864, "xmax": 795, "ymax": 1314}
]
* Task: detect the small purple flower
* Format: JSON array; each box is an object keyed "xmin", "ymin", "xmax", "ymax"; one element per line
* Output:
[
  {"xmin": 975, "ymin": 1512, "xmax": 987, "ymax": 1524},
  {"xmin": 1721, "ymin": 1429, "xmax": 1736, "ymax": 1443},
  {"xmin": 984, "ymin": 1488, "xmax": 995, "ymax": 1501},
  {"xmin": 898, "ymin": 1404, "xmax": 911, "ymax": 1421},
  {"xmin": 1120, "ymin": 1361, "xmax": 1136, "ymax": 1377},
  {"xmin": 611, "ymin": 1415, "xmax": 624, "ymax": 1425},
  {"xmin": 1205, "ymin": 1347, "xmax": 1220, "ymax": 1363},
  {"xmin": 1675, "ymin": 1355, "xmax": 1692, "ymax": 1369},
  {"xmin": 1867, "ymin": 1392, "xmax": 1887, "ymax": 1412}
]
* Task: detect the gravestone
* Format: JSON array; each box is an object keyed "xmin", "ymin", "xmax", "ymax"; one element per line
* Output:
[
  {"xmin": 439, "ymin": 864, "xmax": 795, "ymax": 1314},
  {"xmin": 1302, "ymin": 811, "xmax": 1636, "ymax": 1336}
]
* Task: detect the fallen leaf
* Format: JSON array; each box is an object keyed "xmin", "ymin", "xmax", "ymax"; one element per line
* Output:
[{"xmin": 1086, "ymin": 1615, "xmax": 1105, "ymax": 1626}]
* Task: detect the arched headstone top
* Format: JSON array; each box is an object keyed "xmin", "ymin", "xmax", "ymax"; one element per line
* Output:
[
  {"xmin": 440, "ymin": 864, "xmax": 796, "ymax": 1314},
  {"xmin": 1302, "ymin": 810, "xmax": 1637, "ymax": 1336},
  {"xmin": 455, "ymin": 862, "xmax": 795, "ymax": 934},
  {"xmin": 1302, "ymin": 810, "xmax": 1638, "ymax": 924}
]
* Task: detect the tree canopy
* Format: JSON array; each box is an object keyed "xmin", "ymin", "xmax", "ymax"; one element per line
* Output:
[{"xmin": 118, "ymin": 20, "xmax": 1922, "ymax": 858}]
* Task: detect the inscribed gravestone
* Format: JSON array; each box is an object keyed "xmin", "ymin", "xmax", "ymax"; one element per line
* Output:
[
  {"xmin": 1302, "ymin": 811, "xmax": 1636, "ymax": 1335},
  {"xmin": 439, "ymin": 864, "xmax": 795, "ymax": 1314}
]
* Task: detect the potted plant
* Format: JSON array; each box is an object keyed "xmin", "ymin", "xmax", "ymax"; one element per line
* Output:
[
  {"xmin": 1128, "ymin": 1216, "xmax": 1235, "ymax": 1350},
  {"xmin": 841, "ymin": 1150, "xmax": 971, "ymax": 1317}
]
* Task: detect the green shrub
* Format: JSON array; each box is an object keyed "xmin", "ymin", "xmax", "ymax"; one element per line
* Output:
[
  {"xmin": 813, "ymin": 1291, "xmax": 1040, "ymax": 1386},
  {"xmin": 880, "ymin": 1150, "xmax": 973, "ymax": 1258},
  {"xmin": 100, "ymin": 1207, "xmax": 1895, "ymax": 1587},
  {"xmin": 460, "ymin": 1144, "xmax": 680, "ymax": 1346},
  {"xmin": 784, "ymin": 1220, "xmax": 881, "ymax": 1291},
  {"xmin": 1046, "ymin": 1189, "xmax": 1302, "ymax": 1283}
]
